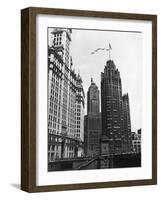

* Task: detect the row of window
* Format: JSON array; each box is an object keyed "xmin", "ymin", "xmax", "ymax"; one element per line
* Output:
[{"xmin": 53, "ymin": 33, "xmax": 62, "ymax": 46}]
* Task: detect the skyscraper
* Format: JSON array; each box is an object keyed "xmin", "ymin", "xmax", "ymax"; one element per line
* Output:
[
  {"xmin": 101, "ymin": 59, "xmax": 132, "ymax": 155},
  {"xmin": 84, "ymin": 78, "xmax": 102, "ymax": 157},
  {"xmin": 75, "ymin": 73, "xmax": 85, "ymax": 142},
  {"xmin": 48, "ymin": 28, "xmax": 85, "ymax": 165},
  {"xmin": 87, "ymin": 78, "xmax": 100, "ymax": 114}
]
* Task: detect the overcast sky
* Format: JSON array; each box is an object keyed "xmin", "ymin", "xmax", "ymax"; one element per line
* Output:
[{"xmin": 70, "ymin": 28, "xmax": 142, "ymax": 133}]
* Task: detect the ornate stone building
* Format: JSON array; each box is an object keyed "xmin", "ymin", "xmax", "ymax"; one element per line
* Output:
[
  {"xmin": 48, "ymin": 28, "xmax": 85, "ymax": 165},
  {"xmin": 101, "ymin": 60, "xmax": 132, "ymax": 155}
]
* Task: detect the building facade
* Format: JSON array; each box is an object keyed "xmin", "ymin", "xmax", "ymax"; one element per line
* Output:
[
  {"xmin": 48, "ymin": 28, "xmax": 85, "ymax": 165},
  {"xmin": 84, "ymin": 78, "xmax": 102, "ymax": 157},
  {"xmin": 122, "ymin": 93, "xmax": 132, "ymax": 152},
  {"xmin": 132, "ymin": 129, "xmax": 141, "ymax": 153},
  {"xmin": 101, "ymin": 60, "xmax": 132, "ymax": 155}
]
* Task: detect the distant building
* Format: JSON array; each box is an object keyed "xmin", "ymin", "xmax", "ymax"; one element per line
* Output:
[
  {"xmin": 75, "ymin": 74, "xmax": 85, "ymax": 156},
  {"xmin": 84, "ymin": 78, "xmax": 102, "ymax": 156},
  {"xmin": 132, "ymin": 129, "xmax": 141, "ymax": 153},
  {"xmin": 122, "ymin": 94, "xmax": 132, "ymax": 152},
  {"xmin": 48, "ymin": 28, "xmax": 85, "ymax": 164},
  {"xmin": 101, "ymin": 59, "xmax": 132, "ymax": 155},
  {"xmin": 87, "ymin": 78, "xmax": 100, "ymax": 114},
  {"xmin": 75, "ymin": 74, "xmax": 85, "ymax": 141},
  {"xmin": 84, "ymin": 78, "xmax": 102, "ymax": 157}
]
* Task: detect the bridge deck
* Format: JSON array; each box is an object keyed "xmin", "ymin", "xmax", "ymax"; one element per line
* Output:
[{"xmin": 48, "ymin": 153, "xmax": 141, "ymax": 171}]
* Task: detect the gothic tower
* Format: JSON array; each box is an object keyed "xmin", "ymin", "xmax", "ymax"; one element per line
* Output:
[{"xmin": 101, "ymin": 59, "xmax": 130, "ymax": 154}]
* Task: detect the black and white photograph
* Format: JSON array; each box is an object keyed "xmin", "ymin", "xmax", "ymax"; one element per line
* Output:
[
  {"xmin": 47, "ymin": 27, "xmax": 142, "ymax": 171},
  {"xmin": 48, "ymin": 27, "xmax": 142, "ymax": 171},
  {"xmin": 20, "ymin": 7, "xmax": 157, "ymax": 192}
]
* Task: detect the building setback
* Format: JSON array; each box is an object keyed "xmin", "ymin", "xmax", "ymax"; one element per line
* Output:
[
  {"xmin": 101, "ymin": 60, "xmax": 132, "ymax": 155},
  {"xmin": 48, "ymin": 28, "xmax": 85, "ymax": 165},
  {"xmin": 84, "ymin": 78, "xmax": 102, "ymax": 157}
]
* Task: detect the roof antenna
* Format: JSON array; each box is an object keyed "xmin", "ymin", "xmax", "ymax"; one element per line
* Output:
[
  {"xmin": 91, "ymin": 77, "xmax": 93, "ymax": 83},
  {"xmin": 108, "ymin": 43, "xmax": 112, "ymax": 60}
]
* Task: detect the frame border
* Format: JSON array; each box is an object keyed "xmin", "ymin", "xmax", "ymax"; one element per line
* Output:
[{"xmin": 21, "ymin": 7, "xmax": 157, "ymax": 192}]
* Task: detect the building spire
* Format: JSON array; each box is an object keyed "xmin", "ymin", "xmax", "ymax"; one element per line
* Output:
[
  {"xmin": 108, "ymin": 43, "xmax": 112, "ymax": 60},
  {"xmin": 78, "ymin": 68, "xmax": 80, "ymax": 76},
  {"xmin": 91, "ymin": 77, "xmax": 93, "ymax": 83}
]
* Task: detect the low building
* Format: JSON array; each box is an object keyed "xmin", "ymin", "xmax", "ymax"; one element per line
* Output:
[{"xmin": 132, "ymin": 129, "xmax": 141, "ymax": 153}]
